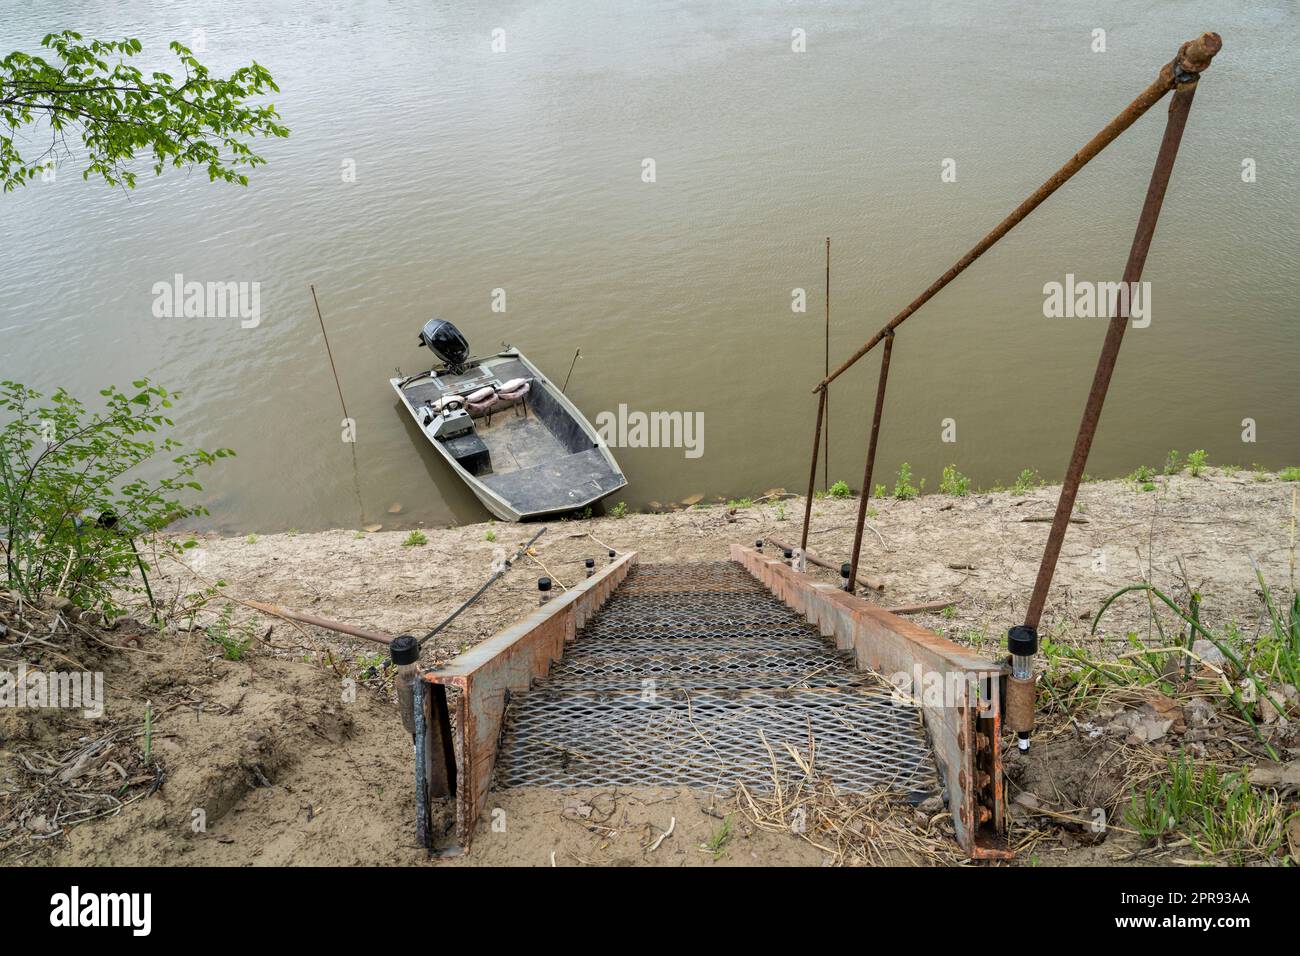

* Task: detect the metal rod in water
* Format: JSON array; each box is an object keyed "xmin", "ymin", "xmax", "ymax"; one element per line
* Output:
[
  {"xmin": 310, "ymin": 283, "xmax": 350, "ymax": 423},
  {"xmin": 561, "ymin": 347, "xmax": 581, "ymax": 393}
]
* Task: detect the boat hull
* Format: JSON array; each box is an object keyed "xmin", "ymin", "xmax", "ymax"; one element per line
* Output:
[{"xmin": 391, "ymin": 349, "xmax": 626, "ymax": 522}]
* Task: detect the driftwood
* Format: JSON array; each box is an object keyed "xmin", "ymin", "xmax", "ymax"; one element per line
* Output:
[{"xmin": 238, "ymin": 598, "xmax": 394, "ymax": 646}]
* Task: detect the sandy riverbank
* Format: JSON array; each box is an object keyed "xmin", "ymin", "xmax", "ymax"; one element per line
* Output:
[{"xmin": 4, "ymin": 469, "xmax": 1296, "ymax": 866}]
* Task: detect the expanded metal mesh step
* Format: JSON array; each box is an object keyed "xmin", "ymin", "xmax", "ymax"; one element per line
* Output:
[
  {"xmin": 495, "ymin": 688, "xmax": 935, "ymax": 794},
  {"xmin": 493, "ymin": 561, "xmax": 939, "ymax": 798},
  {"xmin": 542, "ymin": 648, "xmax": 872, "ymax": 691}
]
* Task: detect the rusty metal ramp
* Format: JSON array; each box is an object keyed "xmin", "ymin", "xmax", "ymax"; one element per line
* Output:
[{"xmin": 491, "ymin": 562, "xmax": 940, "ymax": 798}]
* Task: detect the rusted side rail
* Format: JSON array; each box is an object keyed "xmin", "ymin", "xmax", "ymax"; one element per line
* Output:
[
  {"xmin": 421, "ymin": 551, "xmax": 637, "ymax": 852},
  {"xmin": 732, "ymin": 544, "xmax": 1010, "ymax": 859}
]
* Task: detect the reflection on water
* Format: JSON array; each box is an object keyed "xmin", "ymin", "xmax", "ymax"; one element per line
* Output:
[{"xmin": 2, "ymin": 1, "xmax": 1297, "ymax": 532}]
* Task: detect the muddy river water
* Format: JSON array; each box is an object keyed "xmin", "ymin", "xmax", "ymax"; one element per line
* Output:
[{"xmin": 2, "ymin": 1, "xmax": 1296, "ymax": 531}]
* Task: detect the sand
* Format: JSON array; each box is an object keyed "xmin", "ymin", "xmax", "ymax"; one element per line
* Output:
[{"xmin": 3, "ymin": 469, "xmax": 1296, "ymax": 866}]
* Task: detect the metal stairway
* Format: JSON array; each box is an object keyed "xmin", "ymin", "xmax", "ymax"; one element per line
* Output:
[{"xmin": 492, "ymin": 561, "xmax": 939, "ymax": 797}]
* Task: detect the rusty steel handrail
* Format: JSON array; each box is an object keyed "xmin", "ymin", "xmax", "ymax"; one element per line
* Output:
[
  {"xmin": 847, "ymin": 331, "xmax": 894, "ymax": 589},
  {"xmin": 1024, "ymin": 69, "xmax": 1206, "ymax": 630},
  {"xmin": 800, "ymin": 32, "xmax": 1220, "ymax": 552},
  {"xmin": 797, "ymin": 31, "xmax": 1221, "ymax": 749},
  {"xmin": 812, "ymin": 32, "xmax": 1222, "ymax": 394}
]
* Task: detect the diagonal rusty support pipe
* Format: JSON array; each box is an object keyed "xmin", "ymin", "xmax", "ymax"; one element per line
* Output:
[
  {"xmin": 814, "ymin": 32, "xmax": 1223, "ymax": 393},
  {"xmin": 799, "ymin": 388, "xmax": 827, "ymax": 553},
  {"xmin": 847, "ymin": 331, "xmax": 895, "ymax": 591},
  {"xmin": 1024, "ymin": 59, "xmax": 1214, "ymax": 631}
]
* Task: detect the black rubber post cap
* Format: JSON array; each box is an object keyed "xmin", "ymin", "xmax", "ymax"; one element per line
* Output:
[
  {"xmin": 538, "ymin": 576, "xmax": 552, "ymax": 591},
  {"xmin": 585, "ymin": 558, "xmax": 595, "ymax": 568},
  {"xmin": 389, "ymin": 635, "xmax": 419, "ymax": 665},
  {"xmin": 840, "ymin": 563, "xmax": 851, "ymax": 577},
  {"xmin": 1007, "ymin": 625, "xmax": 1038, "ymax": 656},
  {"xmin": 608, "ymin": 550, "xmax": 616, "ymax": 558},
  {"xmin": 755, "ymin": 539, "xmax": 763, "ymax": 548}
]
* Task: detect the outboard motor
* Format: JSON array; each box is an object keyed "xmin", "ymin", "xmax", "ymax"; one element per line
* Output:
[{"xmin": 418, "ymin": 318, "xmax": 470, "ymax": 373}]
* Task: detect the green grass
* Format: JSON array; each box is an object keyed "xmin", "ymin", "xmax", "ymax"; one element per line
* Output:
[
  {"xmin": 1280, "ymin": 466, "xmax": 1300, "ymax": 482},
  {"xmin": 1125, "ymin": 751, "xmax": 1293, "ymax": 863},
  {"xmin": 939, "ymin": 464, "xmax": 970, "ymax": 497},
  {"xmin": 873, "ymin": 483, "xmax": 886, "ymax": 499},
  {"xmin": 701, "ymin": 814, "xmax": 734, "ymax": 860},
  {"xmin": 207, "ymin": 605, "xmax": 254, "ymax": 661},
  {"xmin": 1092, "ymin": 571, "xmax": 1298, "ymax": 759},
  {"xmin": 727, "ymin": 497, "xmax": 755, "ymax": 509},
  {"xmin": 1187, "ymin": 448, "xmax": 1209, "ymax": 477},
  {"xmin": 402, "ymin": 530, "xmax": 428, "ymax": 547}
]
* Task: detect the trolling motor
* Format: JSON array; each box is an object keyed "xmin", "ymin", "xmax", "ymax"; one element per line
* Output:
[{"xmin": 418, "ymin": 318, "xmax": 471, "ymax": 374}]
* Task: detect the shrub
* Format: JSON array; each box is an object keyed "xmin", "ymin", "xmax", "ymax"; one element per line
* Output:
[
  {"xmin": 1011, "ymin": 468, "xmax": 1040, "ymax": 495},
  {"xmin": 939, "ymin": 465, "xmax": 970, "ymax": 497},
  {"xmin": 828, "ymin": 480, "xmax": 852, "ymax": 499},
  {"xmin": 0, "ymin": 380, "xmax": 230, "ymax": 619},
  {"xmin": 610, "ymin": 501, "xmax": 628, "ymax": 519},
  {"xmin": 402, "ymin": 530, "xmax": 428, "ymax": 547},
  {"xmin": 1163, "ymin": 450, "xmax": 1182, "ymax": 475},
  {"xmin": 1187, "ymin": 449, "xmax": 1208, "ymax": 477},
  {"xmin": 892, "ymin": 463, "xmax": 920, "ymax": 500}
]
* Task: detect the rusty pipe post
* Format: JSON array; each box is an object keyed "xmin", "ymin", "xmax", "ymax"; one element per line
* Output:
[
  {"xmin": 1011, "ymin": 37, "xmax": 1220, "ymax": 753},
  {"xmin": 847, "ymin": 331, "xmax": 895, "ymax": 591},
  {"xmin": 1024, "ymin": 69, "xmax": 1210, "ymax": 632},
  {"xmin": 799, "ymin": 388, "xmax": 827, "ymax": 553},
  {"xmin": 815, "ymin": 32, "xmax": 1222, "ymax": 393}
]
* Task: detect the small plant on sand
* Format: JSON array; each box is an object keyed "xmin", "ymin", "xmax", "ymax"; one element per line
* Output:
[
  {"xmin": 206, "ymin": 605, "xmax": 253, "ymax": 661},
  {"xmin": 402, "ymin": 530, "xmax": 428, "ymax": 547},
  {"xmin": 701, "ymin": 814, "xmax": 734, "ymax": 860},
  {"xmin": 828, "ymin": 480, "xmax": 852, "ymax": 499},
  {"xmin": 1011, "ymin": 468, "xmax": 1040, "ymax": 495},
  {"xmin": 1163, "ymin": 450, "xmax": 1182, "ymax": 475},
  {"xmin": 775, "ymin": 502, "xmax": 787, "ymax": 521},
  {"xmin": 939, "ymin": 464, "xmax": 970, "ymax": 497},
  {"xmin": 1129, "ymin": 464, "xmax": 1155, "ymax": 485},
  {"xmin": 484, "ymin": 529, "xmax": 496, "ymax": 542},
  {"xmin": 1187, "ymin": 448, "xmax": 1209, "ymax": 477},
  {"xmin": 245, "ymin": 533, "xmax": 258, "ymax": 544},
  {"xmin": 891, "ymin": 463, "xmax": 920, "ymax": 500},
  {"xmin": 727, "ymin": 497, "xmax": 754, "ymax": 509},
  {"xmin": 1126, "ymin": 752, "xmax": 1292, "ymax": 863},
  {"xmin": 1280, "ymin": 466, "xmax": 1300, "ymax": 482},
  {"xmin": 610, "ymin": 501, "xmax": 628, "ymax": 519},
  {"xmin": 873, "ymin": 483, "xmax": 887, "ymax": 499}
]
